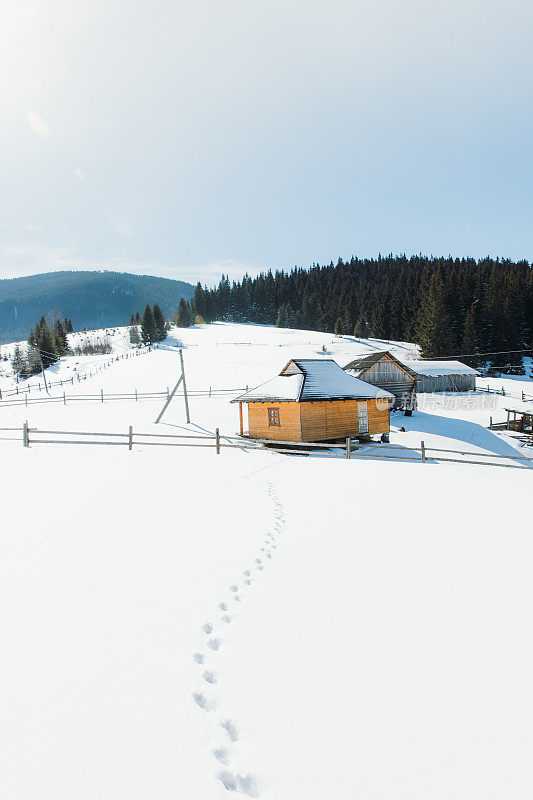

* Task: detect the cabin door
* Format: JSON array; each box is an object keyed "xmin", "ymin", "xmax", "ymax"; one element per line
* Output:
[{"xmin": 357, "ymin": 401, "xmax": 369, "ymax": 434}]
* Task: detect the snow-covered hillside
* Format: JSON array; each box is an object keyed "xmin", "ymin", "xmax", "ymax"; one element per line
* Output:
[{"xmin": 1, "ymin": 323, "xmax": 532, "ymax": 800}]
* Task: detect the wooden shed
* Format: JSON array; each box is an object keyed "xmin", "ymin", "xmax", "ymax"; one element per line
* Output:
[
  {"xmin": 343, "ymin": 351, "xmax": 418, "ymax": 410},
  {"xmin": 232, "ymin": 358, "xmax": 394, "ymax": 442},
  {"xmin": 492, "ymin": 408, "xmax": 533, "ymax": 434},
  {"xmin": 401, "ymin": 360, "xmax": 480, "ymax": 393}
]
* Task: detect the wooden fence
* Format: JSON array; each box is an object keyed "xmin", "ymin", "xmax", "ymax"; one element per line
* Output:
[
  {"xmin": 0, "ymin": 386, "xmax": 246, "ymax": 409},
  {"xmin": 477, "ymin": 385, "xmax": 533, "ymax": 403},
  {"xmin": 1, "ymin": 424, "xmax": 532, "ymax": 470},
  {"xmin": 0, "ymin": 346, "xmax": 152, "ymax": 399}
]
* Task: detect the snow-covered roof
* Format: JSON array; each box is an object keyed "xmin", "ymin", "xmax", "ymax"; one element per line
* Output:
[
  {"xmin": 233, "ymin": 359, "xmax": 395, "ymax": 403},
  {"xmin": 233, "ymin": 373, "xmax": 304, "ymax": 402},
  {"xmin": 402, "ymin": 359, "xmax": 479, "ymax": 377}
]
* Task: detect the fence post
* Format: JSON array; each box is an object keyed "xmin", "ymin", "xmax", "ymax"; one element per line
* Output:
[
  {"xmin": 421, "ymin": 440, "xmax": 426, "ymax": 463},
  {"xmin": 128, "ymin": 425, "xmax": 133, "ymax": 450},
  {"xmin": 22, "ymin": 421, "xmax": 29, "ymax": 448},
  {"xmin": 63, "ymin": 392, "xmax": 66, "ymax": 405},
  {"xmin": 101, "ymin": 389, "xmax": 104, "ymax": 403},
  {"xmin": 25, "ymin": 394, "xmax": 27, "ymax": 407},
  {"xmin": 346, "ymin": 437, "xmax": 351, "ymax": 459},
  {"xmin": 216, "ymin": 428, "xmax": 220, "ymax": 454},
  {"xmin": 489, "ymin": 416, "xmax": 493, "ymax": 430},
  {"xmin": 209, "ymin": 386, "xmax": 212, "ymax": 398},
  {"xmin": 135, "ymin": 389, "xmax": 137, "ymax": 401}
]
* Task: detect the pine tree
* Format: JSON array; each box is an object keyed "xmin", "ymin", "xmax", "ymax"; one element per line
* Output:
[
  {"xmin": 276, "ymin": 304, "xmax": 288, "ymax": 328},
  {"xmin": 416, "ymin": 275, "xmax": 455, "ymax": 358},
  {"xmin": 152, "ymin": 303, "xmax": 166, "ymax": 342},
  {"xmin": 502, "ymin": 296, "xmax": 524, "ymax": 374},
  {"xmin": 141, "ymin": 304, "xmax": 156, "ymax": 344},
  {"xmin": 28, "ymin": 318, "xmax": 59, "ymax": 369},
  {"xmin": 25, "ymin": 346, "xmax": 42, "ymax": 377},
  {"xmin": 191, "ymin": 282, "xmax": 207, "ymax": 322},
  {"xmin": 334, "ymin": 316, "xmax": 344, "ymax": 335},
  {"xmin": 174, "ymin": 298, "xmax": 192, "ymax": 328},
  {"xmin": 353, "ymin": 316, "xmax": 369, "ymax": 338},
  {"xmin": 129, "ymin": 313, "xmax": 135, "ymax": 325},
  {"xmin": 129, "ymin": 325, "xmax": 141, "ymax": 345},
  {"xmin": 342, "ymin": 309, "xmax": 352, "ymax": 337},
  {"xmin": 135, "ymin": 310, "xmax": 141, "ymax": 324},
  {"xmin": 40, "ymin": 323, "xmax": 59, "ymax": 367},
  {"xmin": 11, "ymin": 345, "xmax": 26, "ymax": 377},
  {"xmin": 461, "ymin": 303, "xmax": 480, "ymax": 369},
  {"xmin": 53, "ymin": 319, "xmax": 68, "ymax": 355}
]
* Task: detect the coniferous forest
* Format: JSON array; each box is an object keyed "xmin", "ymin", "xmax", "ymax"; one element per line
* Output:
[
  {"xmin": 0, "ymin": 271, "xmax": 194, "ymax": 344},
  {"xmin": 184, "ymin": 255, "xmax": 533, "ymax": 374}
]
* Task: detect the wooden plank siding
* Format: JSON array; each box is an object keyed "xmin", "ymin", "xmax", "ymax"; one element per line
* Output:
[
  {"xmin": 247, "ymin": 401, "xmax": 302, "ymax": 441},
  {"xmin": 415, "ymin": 374, "xmax": 476, "ymax": 393},
  {"xmin": 366, "ymin": 398, "xmax": 390, "ymax": 435},
  {"xmin": 247, "ymin": 398, "xmax": 390, "ymax": 442},
  {"xmin": 350, "ymin": 356, "xmax": 415, "ymax": 408},
  {"xmin": 362, "ymin": 358, "xmax": 414, "ymax": 386}
]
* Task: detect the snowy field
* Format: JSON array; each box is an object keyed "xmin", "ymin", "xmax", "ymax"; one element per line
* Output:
[{"xmin": 1, "ymin": 323, "xmax": 532, "ymax": 799}]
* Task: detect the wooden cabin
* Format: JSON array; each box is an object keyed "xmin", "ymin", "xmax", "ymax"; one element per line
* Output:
[
  {"xmin": 232, "ymin": 358, "xmax": 394, "ymax": 442},
  {"xmin": 401, "ymin": 359, "xmax": 479, "ymax": 393},
  {"xmin": 343, "ymin": 351, "xmax": 418, "ymax": 410}
]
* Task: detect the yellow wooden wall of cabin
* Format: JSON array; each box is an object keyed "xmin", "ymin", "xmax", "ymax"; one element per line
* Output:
[
  {"xmin": 246, "ymin": 398, "xmax": 390, "ymax": 442},
  {"xmin": 300, "ymin": 398, "xmax": 390, "ymax": 440},
  {"xmin": 366, "ymin": 398, "xmax": 390, "ymax": 435},
  {"xmin": 247, "ymin": 401, "xmax": 302, "ymax": 441}
]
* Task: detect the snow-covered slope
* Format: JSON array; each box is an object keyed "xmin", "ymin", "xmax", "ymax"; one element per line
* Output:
[{"xmin": 0, "ymin": 323, "xmax": 532, "ymax": 800}]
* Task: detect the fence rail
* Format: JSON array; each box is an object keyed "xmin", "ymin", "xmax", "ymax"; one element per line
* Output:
[
  {"xmin": 0, "ymin": 386, "xmax": 247, "ymax": 409},
  {"xmin": 0, "ymin": 345, "xmax": 156, "ymax": 399},
  {"xmin": 477, "ymin": 385, "xmax": 533, "ymax": 403},
  {"xmin": 2, "ymin": 424, "xmax": 532, "ymax": 470}
]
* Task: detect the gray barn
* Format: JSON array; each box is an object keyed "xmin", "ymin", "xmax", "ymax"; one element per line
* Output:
[
  {"xmin": 343, "ymin": 351, "xmax": 418, "ymax": 410},
  {"xmin": 401, "ymin": 360, "xmax": 479, "ymax": 393}
]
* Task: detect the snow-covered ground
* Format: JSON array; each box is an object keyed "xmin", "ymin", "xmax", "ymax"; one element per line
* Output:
[{"xmin": 1, "ymin": 323, "xmax": 532, "ymax": 799}]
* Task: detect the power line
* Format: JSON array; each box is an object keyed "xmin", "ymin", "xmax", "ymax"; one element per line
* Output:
[{"xmin": 423, "ymin": 347, "xmax": 533, "ymax": 361}]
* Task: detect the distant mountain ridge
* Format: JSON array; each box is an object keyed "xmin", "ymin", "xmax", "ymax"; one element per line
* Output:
[{"xmin": 0, "ymin": 270, "xmax": 195, "ymax": 343}]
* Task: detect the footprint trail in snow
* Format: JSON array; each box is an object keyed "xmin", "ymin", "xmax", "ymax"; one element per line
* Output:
[{"xmin": 190, "ymin": 482, "xmax": 286, "ymax": 797}]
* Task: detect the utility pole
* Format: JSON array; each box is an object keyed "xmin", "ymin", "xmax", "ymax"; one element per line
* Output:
[
  {"xmin": 154, "ymin": 348, "xmax": 190, "ymax": 424},
  {"xmin": 38, "ymin": 351, "xmax": 49, "ymax": 394},
  {"xmin": 179, "ymin": 348, "xmax": 190, "ymax": 424}
]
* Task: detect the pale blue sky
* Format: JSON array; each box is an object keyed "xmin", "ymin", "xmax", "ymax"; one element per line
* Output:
[{"xmin": 1, "ymin": 0, "xmax": 532, "ymax": 285}]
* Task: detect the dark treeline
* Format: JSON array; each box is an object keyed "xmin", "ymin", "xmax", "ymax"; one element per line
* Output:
[
  {"xmin": 186, "ymin": 256, "xmax": 533, "ymax": 374},
  {"xmin": 0, "ymin": 271, "xmax": 194, "ymax": 344}
]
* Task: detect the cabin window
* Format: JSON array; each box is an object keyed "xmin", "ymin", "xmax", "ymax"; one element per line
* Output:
[{"xmin": 268, "ymin": 408, "xmax": 280, "ymax": 426}]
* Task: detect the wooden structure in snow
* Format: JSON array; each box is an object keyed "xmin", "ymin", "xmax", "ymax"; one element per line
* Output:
[
  {"xmin": 401, "ymin": 359, "xmax": 479, "ymax": 393},
  {"xmin": 232, "ymin": 358, "xmax": 393, "ymax": 442},
  {"xmin": 343, "ymin": 351, "xmax": 417, "ymax": 410},
  {"xmin": 491, "ymin": 408, "xmax": 533, "ymax": 434}
]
